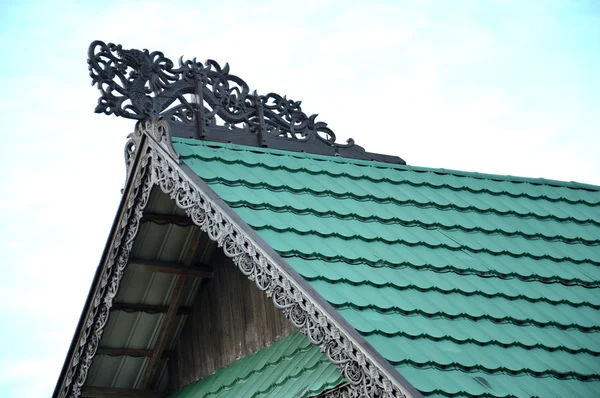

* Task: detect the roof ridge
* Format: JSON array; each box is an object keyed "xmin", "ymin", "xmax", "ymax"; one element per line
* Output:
[{"xmin": 174, "ymin": 138, "xmax": 600, "ymax": 191}]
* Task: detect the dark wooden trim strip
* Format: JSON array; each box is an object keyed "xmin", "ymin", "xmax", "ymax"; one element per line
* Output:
[
  {"xmin": 80, "ymin": 387, "xmax": 166, "ymax": 398},
  {"xmin": 128, "ymin": 260, "xmax": 213, "ymax": 278},
  {"xmin": 96, "ymin": 348, "xmax": 172, "ymax": 358},
  {"xmin": 141, "ymin": 213, "xmax": 194, "ymax": 226},
  {"xmin": 139, "ymin": 275, "xmax": 187, "ymax": 389},
  {"xmin": 110, "ymin": 302, "xmax": 191, "ymax": 315},
  {"xmin": 139, "ymin": 226, "xmax": 207, "ymax": 389},
  {"xmin": 52, "ymin": 136, "xmax": 150, "ymax": 398}
]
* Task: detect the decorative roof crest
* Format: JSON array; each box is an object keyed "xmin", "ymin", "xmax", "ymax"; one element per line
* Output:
[{"xmin": 88, "ymin": 40, "xmax": 405, "ymax": 164}]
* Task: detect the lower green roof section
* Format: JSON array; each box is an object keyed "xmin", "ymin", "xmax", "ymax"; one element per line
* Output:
[{"xmin": 167, "ymin": 332, "xmax": 345, "ymax": 398}]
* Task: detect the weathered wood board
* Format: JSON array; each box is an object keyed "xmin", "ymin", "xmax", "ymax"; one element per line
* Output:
[{"xmin": 169, "ymin": 250, "xmax": 294, "ymax": 389}]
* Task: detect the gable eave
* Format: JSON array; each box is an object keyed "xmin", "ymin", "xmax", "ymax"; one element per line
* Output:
[
  {"xmin": 54, "ymin": 121, "xmax": 424, "ymax": 398},
  {"xmin": 53, "ymin": 135, "xmax": 152, "ymax": 398},
  {"xmin": 144, "ymin": 122, "xmax": 424, "ymax": 398},
  {"xmin": 58, "ymin": 37, "xmax": 422, "ymax": 397},
  {"xmin": 176, "ymin": 161, "xmax": 423, "ymax": 397}
]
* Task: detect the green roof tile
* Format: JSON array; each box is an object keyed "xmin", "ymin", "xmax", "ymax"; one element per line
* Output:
[
  {"xmin": 168, "ymin": 332, "xmax": 344, "ymax": 398},
  {"xmin": 173, "ymin": 138, "xmax": 600, "ymax": 398}
]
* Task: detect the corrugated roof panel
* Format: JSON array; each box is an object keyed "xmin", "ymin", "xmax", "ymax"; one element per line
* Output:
[
  {"xmin": 101, "ymin": 311, "xmax": 163, "ymax": 349},
  {"xmin": 167, "ymin": 332, "xmax": 344, "ymax": 398},
  {"xmin": 83, "ymin": 187, "xmax": 217, "ymax": 393},
  {"xmin": 85, "ymin": 355, "xmax": 146, "ymax": 388},
  {"xmin": 174, "ymin": 138, "xmax": 600, "ymax": 398}
]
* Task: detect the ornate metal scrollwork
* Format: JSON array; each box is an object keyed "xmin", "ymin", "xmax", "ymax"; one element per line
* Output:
[
  {"xmin": 57, "ymin": 128, "xmax": 413, "ymax": 398},
  {"xmin": 316, "ymin": 384, "xmax": 357, "ymax": 398},
  {"xmin": 124, "ymin": 115, "xmax": 179, "ymax": 187},
  {"xmin": 88, "ymin": 41, "xmax": 367, "ymax": 150},
  {"xmin": 57, "ymin": 149, "xmax": 153, "ymax": 398},
  {"xmin": 148, "ymin": 145, "xmax": 410, "ymax": 398},
  {"xmin": 69, "ymin": 42, "xmax": 410, "ymax": 397},
  {"xmin": 135, "ymin": 115, "xmax": 180, "ymax": 163}
]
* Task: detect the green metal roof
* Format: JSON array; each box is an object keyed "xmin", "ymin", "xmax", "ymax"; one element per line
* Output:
[
  {"xmin": 173, "ymin": 137, "xmax": 600, "ymax": 398},
  {"xmin": 167, "ymin": 332, "xmax": 344, "ymax": 398}
]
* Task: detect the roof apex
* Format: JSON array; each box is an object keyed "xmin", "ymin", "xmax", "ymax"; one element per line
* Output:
[{"xmin": 88, "ymin": 40, "xmax": 405, "ymax": 165}]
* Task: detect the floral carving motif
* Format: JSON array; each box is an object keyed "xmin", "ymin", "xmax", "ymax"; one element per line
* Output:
[
  {"xmin": 316, "ymin": 384, "xmax": 358, "ymax": 398},
  {"xmin": 57, "ymin": 149, "xmax": 153, "ymax": 398},
  {"xmin": 87, "ymin": 41, "xmax": 341, "ymax": 145}
]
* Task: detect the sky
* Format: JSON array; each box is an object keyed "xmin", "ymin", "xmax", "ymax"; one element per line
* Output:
[{"xmin": 0, "ymin": 0, "xmax": 598, "ymax": 396}]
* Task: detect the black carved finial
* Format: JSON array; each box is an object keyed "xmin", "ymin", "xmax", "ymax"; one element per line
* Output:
[{"xmin": 87, "ymin": 41, "xmax": 405, "ymax": 164}]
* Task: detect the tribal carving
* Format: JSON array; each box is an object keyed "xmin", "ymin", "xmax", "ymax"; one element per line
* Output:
[
  {"xmin": 316, "ymin": 384, "xmax": 357, "ymax": 398},
  {"xmin": 88, "ymin": 40, "xmax": 190, "ymax": 119},
  {"xmin": 136, "ymin": 115, "xmax": 180, "ymax": 163},
  {"xmin": 124, "ymin": 127, "xmax": 141, "ymax": 180},
  {"xmin": 57, "ymin": 149, "xmax": 153, "ymax": 398},
  {"xmin": 125, "ymin": 115, "xmax": 179, "ymax": 187},
  {"xmin": 62, "ymin": 39, "xmax": 412, "ymax": 398},
  {"xmin": 88, "ymin": 41, "xmax": 343, "ymax": 146},
  {"xmin": 88, "ymin": 40, "xmax": 407, "ymax": 163}
]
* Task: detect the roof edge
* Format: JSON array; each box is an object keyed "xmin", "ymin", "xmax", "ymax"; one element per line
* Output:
[
  {"xmin": 149, "ymin": 125, "xmax": 423, "ymax": 398},
  {"xmin": 174, "ymin": 138, "xmax": 600, "ymax": 191},
  {"xmin": 54, "ymin": 117, "xmax": 422, "ymax": 398},
  {"xmin": 53, "ymin": 135, "xmax": 152, "ymax": 398}
]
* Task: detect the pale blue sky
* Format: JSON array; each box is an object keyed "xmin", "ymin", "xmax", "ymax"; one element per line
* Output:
[{"xmin": 0, "ymin": 1, "xmax": 599, "ymax": 396}]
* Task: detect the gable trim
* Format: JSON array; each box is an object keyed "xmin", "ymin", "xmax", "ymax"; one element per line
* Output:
[
  {"xmin": 315, "ymin": 383, "xmax": 353, "ymax": 397},
  {"xmin": 146, "ymin": 121, "xmax": 422, "ymax": 398},
  {"xmin": 55, "ymin": 118, "xmax": 423, "ymax": 398},
  {"xmin": 54, "ymin": 136, "xmax": 154, "ymax": 398}
]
